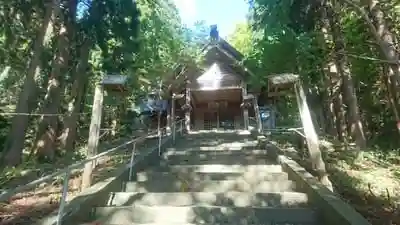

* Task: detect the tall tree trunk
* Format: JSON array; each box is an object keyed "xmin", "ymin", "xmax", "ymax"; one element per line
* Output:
[
  {"xmin": 60, "ymin": 40, "xmax": 92, "ymax": 151},
  {"xmin": 343, "ymin": 0, "xmax": 400, "ymax": 118},
  {"xmin": 365, "ymin": 0, "xmax": 400, "ymax": 132},
  {"xmin": 382, "ymin": 64, "xmax": 400, "ymax": 134},
  {"xmin": 33, "ymin": 0, "xmax": 73, "ymax": 160},
  {"xmin": 319, "ymin": 9, "xmax": 348, "ymax": 141},
  {"xmin": 1, "ymin": 0, "xmax": 56, "ymax": 166},
  {"xmin": 327, "ymin": 0, "xmax": 367, "ymax": 152}
]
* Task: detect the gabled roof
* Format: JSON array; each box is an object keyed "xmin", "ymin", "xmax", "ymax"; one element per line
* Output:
[
  {"xmin": 165, "ymin": 36, "xmax": 255, "ymax": 93},
  {"xmin": 201, "ymin": 38, "xmax": 244, "ymax": 62},
  {"xmin": 200, "ymin": 38, "xmax": 255, "ymax": 79}
]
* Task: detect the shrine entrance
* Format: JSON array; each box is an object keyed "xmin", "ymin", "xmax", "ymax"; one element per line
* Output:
[
  {"xmin": 203, "ymin": 111, "xmax": 218, "ymax": 130},
  {"xmin": 191, "ymin": 88, "xmax": 243, "ymax": 130}
]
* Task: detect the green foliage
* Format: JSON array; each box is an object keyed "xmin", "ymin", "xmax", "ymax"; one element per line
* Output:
[
  {"xmin": 229, "ymin": 0, "xmax": 400, "ymax": 151},
  {"xmin": 227, "ymin": 23, "xmax": 253, "ymax": 57},
  {"xmin": 0, "ymin": 113, "xmax": 9, "ymax": 152},
  {"xmin": 0, "ymin": 0, "xmax": 202, "ymax": 167}
]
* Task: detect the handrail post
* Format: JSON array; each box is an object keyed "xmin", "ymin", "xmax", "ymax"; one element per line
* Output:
[
  {"xmin": 56, "ymin": 168, "xmax": 71, "ymax": 225},
  {"xmin": 157, "ymin": 110, "xmax": 162, "ymax": 156},
  {"xmin": 128, "ymin": 142, "xmax": 136, "ymax": 181},
  {"xmin": 171, "ymin": 95, "xmax": 176, "ymax": 144},
  {"xmin": 182, "ymin": 120, "xmax": 184, "ymax": 134},
  {"xmin": 172, "ymin": 120, "xmax": 176, "ymax": 143},
  {"xmin": 158, "ymin": 126, "xmax": 162, "ymax": 156}
]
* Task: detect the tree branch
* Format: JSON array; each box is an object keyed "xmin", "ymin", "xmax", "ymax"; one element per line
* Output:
[
  {"xmin": 340, "ymin": 0, "xmax": 379, "ymax": 38},
  {"xmin": 343, "ymin": 52, "xmax": 400, "ymax": 64}
]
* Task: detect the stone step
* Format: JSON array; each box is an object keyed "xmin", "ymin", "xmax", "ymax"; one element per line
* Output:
[
  {"xmin": 80, "ymin": 223, "xmax": 318, "ymax": 225},
  {"xmin": 93, "ymin": 205, "xmax": 317, "ymax": 224},
  {"xmin": 162, "ymin": 154, "xmax": 274, "ymax": 166},
  {"xmin": 134, "ymin": 170, "xmax": 289, "ymax": 182},
  {"xmin": 176, "ymin": 138, "xmax": 258, "ymax": 144},
  {"xmin": 166, "ymin": 142, "xmax": 259, "ymax": 151},
  {"xmin": 184, "ymin": 130, "xmax": 252, "ymax": 138},
  {"xmin": 121, "ymin": 180, "xmax": 296, "ymax": 192},
  {"xmin": 106, "ymin": 191, "xmax": 309, "ymax": 207},
  {"xmin": 80, "ymin": 223, "xmax": 319, "ymax": 225},
  {"xmin": 152, "ymin": 164, "xmax": 283, "ymax": 173},
  {"xmin": 164, "ymin": 149, "xmax": 267, "ymax": 156}
]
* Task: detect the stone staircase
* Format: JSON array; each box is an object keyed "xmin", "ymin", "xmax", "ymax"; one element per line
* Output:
[{"xmin": 81, "ymin": 131, "xmax": 321, "ymax": 225}]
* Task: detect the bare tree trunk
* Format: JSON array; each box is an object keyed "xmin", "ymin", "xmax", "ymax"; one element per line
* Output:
[
  {"xmin": 1, "ymin": 0, "xmax": 56, "ymax": 166},
  {"xmin": 365, "ymin": 0, "xmax": 400, "ymax": 133},
  {"xmin": 33, "ymin": 0, "xmax": 73, "ymax": 160},
  {"xmin": 382, "ymin": 64, "xmax": 400, "ymax": 134},
  {"xmin": 343, "ymin": 0, "xmax": 400, "ymax": 103},
  {"xmin": 344, "ymin": 0, "xmax": 400, "ymax": 135},
  {"xmin": 328, "ymin": 0, "xmax": 367, "ymax": 152},
  {"xmin": 60, "ymin": 40, "xmax": 91, "ymax": 151},
  {"xmin": 319, "ymin": 9, "xmax": 348, "ymax": 141}
]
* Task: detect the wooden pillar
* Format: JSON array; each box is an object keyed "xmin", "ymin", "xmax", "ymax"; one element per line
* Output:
[
  {"xmin": 242, "ymin": 82, "xmax": 249, "ymax": 130},
  {"xmin": 82, "ymin": 84, "xmax": 104, "ymax": 189},
  {"xmin": 185, "ymin": 88, "xmax": 191, "ymax": 132}
]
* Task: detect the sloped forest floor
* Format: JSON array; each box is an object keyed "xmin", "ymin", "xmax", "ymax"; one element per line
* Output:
[
  {"xmin": 0, "ymin": 134, "xmax": 161, "ymax": 225},
  {"xmin": 271, "ymin": 134, "xmax": 400, "ymax": 225}
]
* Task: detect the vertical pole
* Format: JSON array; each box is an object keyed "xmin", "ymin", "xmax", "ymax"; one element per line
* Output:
[
  {"xmin": 166, "ymin": 91, "xmax": 172, "ymax": 134},
  {"xmin": 253, "ymin": 96, "xmax": 262, "ymax": 133},
  {"xmin": 271, "ymin": 105, "xmax": 276, "ymax": 129},
  {"xmin": 217, "ymin": 111, "xmax": 220, "ymax": 129},
  {"xmin": 166, "ymin": 102, "xmax": 171, "ymax": 134},
  {"xmin": 157, "ymin": 82, "xmax": 162, "ymax": 156},
  {"xmin": 241, "ymin": 81, "xmax": 249, "ymax": 130},
  {"xmin": 158, "ymin": 109, "xmax": 162, "ymax": 156},
  {"xmin": 180, "ymin": 120, "xmax": 183, "ymax": 134},
  {"xmin": 56, "ymin": 168, "xmax": 71, "ymax": 225},
  {"xmin": 81, "ymin": 84, "xmax": 104, "ymax": 189},
  {"xmin": 185, "ymin": 87, "xmax": 191, "ymax": 133},
  {"xmin": 171, "ymin": 95, "xmax": 176, "ymax": 143},
  {"xmin": 128, "ymin": 142, "xmax": 136, "ymax": 181}
]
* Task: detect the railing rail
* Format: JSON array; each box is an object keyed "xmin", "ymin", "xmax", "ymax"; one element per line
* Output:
[{"xmin": 0, "ymin": 119, "xmax": 185, "ymax": 225}]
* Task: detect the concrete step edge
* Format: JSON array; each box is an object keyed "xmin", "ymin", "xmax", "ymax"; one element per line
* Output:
[
  {"xmin": 134, "ymin": 171, "xmax": 289, "ymax": 182},
  {"xmin": 153, "ymin": 164, "xmax": 283, "ymax": 174},
  {"xmin": 121, "ymin": 180, "xmax": 296, "ymax": 192},
  {"xmin": 105, "ymin": 191, "xmax": 310, "ymax": 207},
  {"xmin": 93, "ymin": 205, "xmax": 317, "ymax": 224}
]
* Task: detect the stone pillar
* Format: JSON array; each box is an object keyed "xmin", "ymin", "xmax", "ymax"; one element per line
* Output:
[
  {"xmin": 242, "ymin": 82, "xmax": 249, "ymax": 130},
  {"xmin": 185, "ymin": 88, "xmax": 191, "ymax": 132}
]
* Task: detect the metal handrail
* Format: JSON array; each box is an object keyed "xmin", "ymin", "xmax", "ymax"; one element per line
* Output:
[{"xmin": 0, "ymin": 119, "xmax": 185, "ymax": 225}]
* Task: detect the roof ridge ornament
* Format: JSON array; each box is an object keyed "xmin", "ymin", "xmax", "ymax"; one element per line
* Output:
[{"xmin": 210, "ymin": 24, "xmax": 219, "ymax": 45}]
